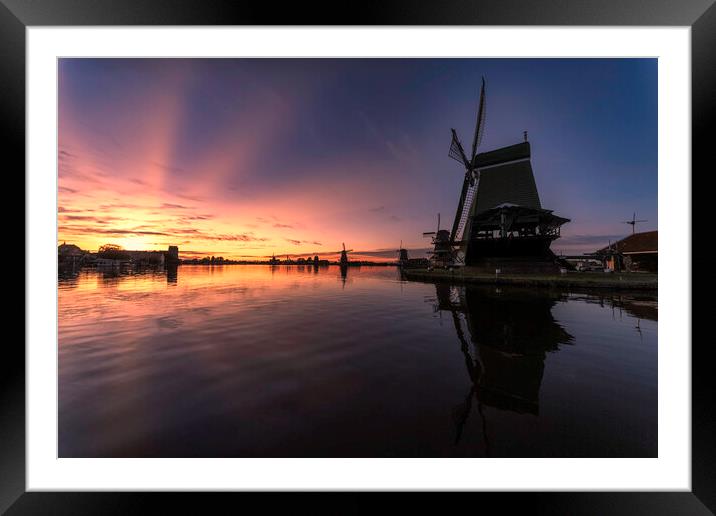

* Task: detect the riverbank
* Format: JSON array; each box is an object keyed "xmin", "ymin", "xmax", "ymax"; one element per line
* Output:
[{"xmin": 401, "ymin": 268, "xmax": 657, "ymax": 291}]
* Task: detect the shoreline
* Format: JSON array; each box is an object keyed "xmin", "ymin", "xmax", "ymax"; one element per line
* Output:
[
  {"xmin": 178, "ymin": 262, "xmax": 397, "ymax": 267},
  {"xmin": 401, "ymin": 268, "xmax": 657, "ymax": 291}
]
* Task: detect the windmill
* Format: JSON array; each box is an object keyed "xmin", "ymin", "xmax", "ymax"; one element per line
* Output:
[
  {"xmin": 423, "ymin": 76, "xmax": 569, "ymax": 272},
  {"xmin": 422, "ymin": 212, "xmax": 441, "ymax": 238},
  {"xmin": 623, "ymin": 212, "xmax": 647, "ymax": 235},
  {"xmin": 396, "ymin": 240, "xmax": 409, "ymax": 263},
  {"xmin": 423, "ymin": 213, "xmax": 453, "ymax": 266},
  {"xmin": 339, "ymin": 242, "xmax": 353, "ymax": 266},
  {"xmin": 447, "ymin": 76, "xmax": 488, "ymax": 262}
]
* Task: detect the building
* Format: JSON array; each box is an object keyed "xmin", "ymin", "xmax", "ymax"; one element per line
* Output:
[
  {"xmin": 126, "ymin": 250, "xmax": 165, "ymax": 266},
  {"xmin": 561, "ymin": 256, "xmax": 603, "ymax": 272},
  {"xmin": 58, "ymin": 242, "xmax": 83, "ymax": 256},
  {"xmin": 58, "ymin": 242, "xmax": 85, "ymax": 267},
  {"xmin": 59, "ymin": 243, "xmax": 179, "ymax": 268},
  {"xmin": 126, "ymin": 246, "xmax": 180, "ymax": 266},
  {"xmin": 166, "ymin": 246, "xmax": 180, "ymax": 264},
  {"xmin": 596, "ymin": 231, "xmax": 657, "ymax": 273}
]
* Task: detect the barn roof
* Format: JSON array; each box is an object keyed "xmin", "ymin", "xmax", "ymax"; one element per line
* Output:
[{"xmin": 597, "ymin": 231, "xmax": 658, "ymax": 254}]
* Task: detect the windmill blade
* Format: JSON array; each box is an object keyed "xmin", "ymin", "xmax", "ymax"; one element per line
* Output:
[
  {"xmin": 423, "ymin": 231, "xmax": 436, "ymax": 237},
  {"xmin": 450, "ymin": 174, "xmax": 472, "ymax": 242},
  {"xmin": 470, "ymin": 77, "xmax": 487, "ymax": 162},
  {"xmin": 448, "ymin": 129, "xmax": 470, "ymax": 168}
]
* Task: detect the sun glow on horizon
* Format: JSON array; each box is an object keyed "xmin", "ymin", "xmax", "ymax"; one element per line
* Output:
[{"xmin": 57, "ymin": 59, "xmax": 429, "ymax": 261}]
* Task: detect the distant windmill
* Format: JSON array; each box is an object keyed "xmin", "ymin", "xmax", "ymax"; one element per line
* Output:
[
  {"xmin": 423, "ymin": 212, "xmax": 453, "ymax": 265},
  {"xmin": 396, "ymin": 240, "xmax": 409, "ymax": 263},
  {"xmin": 422, "ymin": 213, "xmax": 441, "ymax": 238},
  {"xmin": 339, "ymin": 242, "xmax": 353, "ymax": 266},
  {"xmin": 623, "ymin": 212, "xmax": 647, "ymax": 235}
]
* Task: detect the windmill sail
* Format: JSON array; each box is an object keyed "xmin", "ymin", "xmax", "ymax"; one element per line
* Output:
[
  {"xmin": 470, "ymin": 78, "xmax": 487, "ymax": 161},
  {"xmin": 449, "ymin": 130, "xmax": 470, "ymax": 168},
  {"xmin": 454, "ymin": 183, "xmax": 478, "ymax": 242},
  {"xmin": 449, "ymin": 78, "xmax": 487, "ymax": 246}
]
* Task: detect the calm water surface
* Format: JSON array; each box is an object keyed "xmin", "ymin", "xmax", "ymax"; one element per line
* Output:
[{"xmin": 58, "ymin": 265, "xmax": 657, "ymax": 457}]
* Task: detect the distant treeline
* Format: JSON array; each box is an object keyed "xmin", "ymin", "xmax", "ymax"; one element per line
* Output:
[{"xmin": 181, "ymin": 257, "xmax": 396, "ymax": 266}]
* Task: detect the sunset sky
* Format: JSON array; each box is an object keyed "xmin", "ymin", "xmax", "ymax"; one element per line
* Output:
[{"xmin": 58, "ymin": 58, "xmax": 657, "ymax": 260}]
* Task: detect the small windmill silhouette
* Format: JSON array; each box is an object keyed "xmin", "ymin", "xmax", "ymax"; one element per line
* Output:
[
  {"xmin": 339, "ymin": 242, "xmax": 353, "ymax": 266},
  {"xmin": 396, "ymin": 240, "xmax": 408, "ymax": 263},
  {"xmin": 623, "ymin": 212, "xmax": 647, "ymax": 235}
]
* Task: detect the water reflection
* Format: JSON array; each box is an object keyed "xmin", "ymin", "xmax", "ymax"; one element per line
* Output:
[
  {"xmin": 339, "ymin": 263, "xmax": 348, "ymax": 287},
  {"xmin": 571, "ymin": 292, "xmax": 658, "ymax": 322},
  {"xmin": 432, "ymin": 284, "xmax": 574, "ymax": 450},
  {"xmin": 167, "ymin": 263, "xmax": 178, "ymax": 284},
  {"xmin": 58, "ymin": 265, "xmax": 657, "ymax": 457},
  {"xmin": 59, "ymin": 263, "xmax": 181, "ymax": 287},
  {"xmin": 58, "ymin": 264, "xmax": 81, "ymax": 285}
]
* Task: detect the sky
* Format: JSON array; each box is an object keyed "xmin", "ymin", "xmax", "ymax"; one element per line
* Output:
[{"xmin": 58, "ymin": 58, "xmax": 657, "ymax": 260}]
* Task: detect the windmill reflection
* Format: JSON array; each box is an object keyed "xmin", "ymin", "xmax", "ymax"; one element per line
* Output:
[
  {"xmin": 433, "ymin": 283, "xmax": 573, "ymax": 452},
  {"xmin": 339, "ymin": 263, "xmax": 348, "ymax": 288}
]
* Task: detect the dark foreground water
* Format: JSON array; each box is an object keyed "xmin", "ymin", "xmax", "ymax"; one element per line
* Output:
[{"xmin": 58, "ymin": 265, "xmax": 657, "ymax": 457}]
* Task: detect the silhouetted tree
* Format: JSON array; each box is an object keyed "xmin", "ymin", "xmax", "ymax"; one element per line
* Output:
[{"xmin": 97, "ymin": 244, "xmax": 130, "ymax": 260}]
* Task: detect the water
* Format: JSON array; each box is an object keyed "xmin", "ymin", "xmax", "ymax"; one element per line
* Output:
[{"xmin": 58, "ymin": 265, "xmax": 657, "ymax": 457}]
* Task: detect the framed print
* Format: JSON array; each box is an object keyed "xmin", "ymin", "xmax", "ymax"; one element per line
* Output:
[{"xmin": 4, "ymin": 0, "xmax": 713, "ymax": 513}]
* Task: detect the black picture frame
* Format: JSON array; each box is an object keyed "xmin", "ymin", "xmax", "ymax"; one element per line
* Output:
[{"xmin": 4, "ymin": 1, "xmax": 712, "ymax": 513}]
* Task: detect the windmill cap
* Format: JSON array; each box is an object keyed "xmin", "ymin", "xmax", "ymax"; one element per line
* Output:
[{"xmin": 474, "ymin": 141, "xmax": 531, "ymax": 168}]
